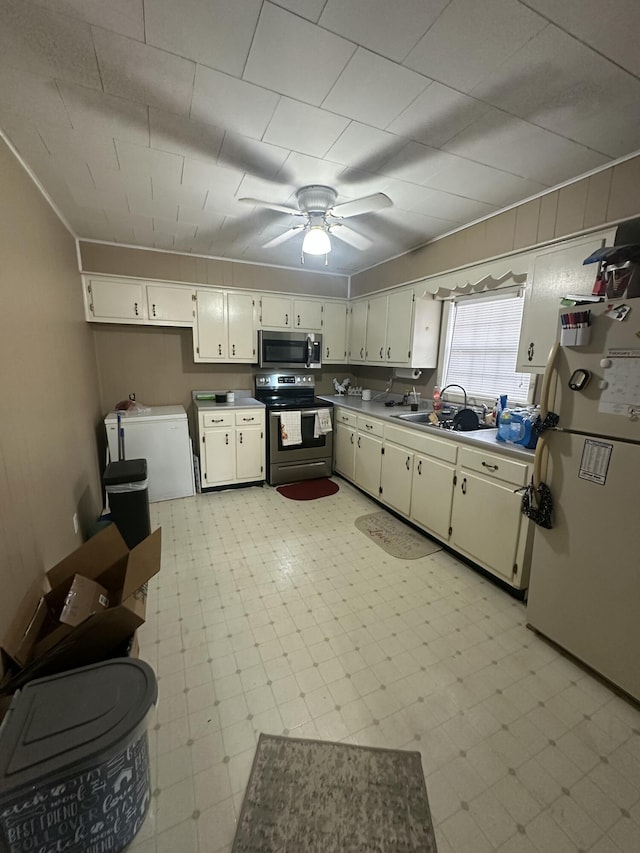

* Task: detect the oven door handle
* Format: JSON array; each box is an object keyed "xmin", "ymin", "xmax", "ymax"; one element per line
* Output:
[{"xmin": 271, "ymin": 409, "xmax": 331, "ymax": 418}]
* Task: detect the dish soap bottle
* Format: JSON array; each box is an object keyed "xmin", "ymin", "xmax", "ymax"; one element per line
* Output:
[{"xmin": 432, "ymin": 385, "xmax": 442, "ymax": 412}]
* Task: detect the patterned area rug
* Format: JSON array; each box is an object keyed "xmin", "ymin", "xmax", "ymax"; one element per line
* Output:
[
  {"xmin": 232, "ymin": 734, "xmax": 438, "ymax": 853},
  {"xmin": 276, "ymin": 478, "xmax": 339, "ymax": 500},
  {"xmin": 355, "ymin": 511, "xmax": 442, "ymax": 559}
]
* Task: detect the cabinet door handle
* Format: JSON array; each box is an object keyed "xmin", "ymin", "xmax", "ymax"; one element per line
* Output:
[
  {"xmin": 232, "ymin": 343, "xmax": 235, "ymax": 355},
  {"xmin": 365, "ymin": 423, "xmax": 373, "ymax": 430},
  {"xmin": 152, "ymin": 303, "xmax": 156, "ymax": 317},
  {"xmin": 387, "ymin": 347, "xmax": 391, "ymax": 359},
  {"xmin": 285, "ymin": 313, "xmax": 289, "ymax": 325},
  {"xmin": 225, "ymin": 433, "xmax": 229, "ymax": 445},
  {"xmin": 406, "ymin": 456, "xmax": 411, "ymax": 470},
  {"xmin": 326, "ymin": 347, "xmax": 329, "ymax": 358},
  {"xmin": 218, "ymin": 344, "xmax": 222, "ymax": 355},
  {"xmin": 134, "ymin": 302, "xmax": 139, "ymax": 316},
  {"xmin": 350, "ymin": 433, "xmax": 354, "ymax": 444},
  {"xmin": 418, "ymin": 460, "xmax": 422, "ymax": 475},
  {"xmin": 461, "ymin": 477, "xmax": 467, "ymax": 494},
  {"xmin": 357, "ymin": 436, "xmax": 361, "ymax": 448},
  {"xmin": 212, "ymin": 418, "xmax": 224, "ymax": 423},
  {"xmin": 481, "ymin": 461, "xmax": 499, "ymax": 471},
  {"xmin": 379, "ymin": 347, "xmax": 383, "ymax": 359},
  {"xmin": 360, "ymin": 347, "xmax": 364, "ymax": 358},
  {"xmin": 297, "ymin": 314, "xmax": 301, "ymax": 326},
  {"xmin": 239, "ymin": 432, "xmax": 243, "ymax": 444},
  {"xmin": 242, "ymin": 417, "xmax": 255, "ymax": 422},
  {"xmin": 527, "ymin": 342, "xmax": 534, "ymax": 362}
]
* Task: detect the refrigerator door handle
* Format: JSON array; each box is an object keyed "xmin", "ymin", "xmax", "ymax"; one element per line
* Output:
[{"xmin": 540, "ymin": 340, "xmax": 560, "ymax": 419}]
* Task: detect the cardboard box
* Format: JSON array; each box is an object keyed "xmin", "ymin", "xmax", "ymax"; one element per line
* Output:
[
  {"xmin": 0, "ymin": 524, "xmax": 161, "ymax": 694},
  {"xmin": 61, "ymin": 574, "xmax": 110, "ymax": 627}
]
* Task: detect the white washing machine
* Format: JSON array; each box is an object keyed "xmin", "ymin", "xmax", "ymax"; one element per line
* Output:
[{"xmin": 105, "ymin": 405, "xmax": 195, "ymax": 502}]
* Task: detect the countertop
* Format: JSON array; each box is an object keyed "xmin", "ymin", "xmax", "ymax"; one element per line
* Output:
[
  {"xmin": 318, "ymin": 395, "xmax": 536, "ymax": 461},
  {"xmin": 192, "ymin": 396, "xmax": 265, "ymax": 411}
]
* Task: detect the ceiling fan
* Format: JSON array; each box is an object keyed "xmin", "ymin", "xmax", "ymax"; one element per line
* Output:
[{"xmin": 239, "ymin": 185, "xmax": 392, "ymax": 262}]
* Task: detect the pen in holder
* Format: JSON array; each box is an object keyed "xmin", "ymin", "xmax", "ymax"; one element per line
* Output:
[{"xmin": 560, "ymin": 310, "xmax": 591, "ymax": 346}]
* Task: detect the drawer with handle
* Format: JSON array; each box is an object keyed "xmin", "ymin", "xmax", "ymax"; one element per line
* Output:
[
  {"xmin": 458, "ymin": 446, "xmax": 529, "ymax": 486},
  {"xmin": 335, "ymin": 408, "xmax": 357, "ymax": 428},
  {"xmin": 357, "ymin": 415, "xmax": 384, "ymax": 437},
  {"xmin": 201, "ymin": 412, "xmax": 234, "ymax": 429},
  {"xmin": 235, "ymin": 410, "xmax": 264, "ymax": 426}
]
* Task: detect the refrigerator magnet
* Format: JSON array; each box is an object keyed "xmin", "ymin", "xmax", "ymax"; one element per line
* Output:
[{"xmin": 568, "ymin": 369, "xmax": 590, "ymax": 391}]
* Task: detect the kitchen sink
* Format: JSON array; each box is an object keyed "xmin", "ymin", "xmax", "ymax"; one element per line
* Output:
[{"xmin": 392, "ymin": 411, "xmax": 496, "ymax": 432}]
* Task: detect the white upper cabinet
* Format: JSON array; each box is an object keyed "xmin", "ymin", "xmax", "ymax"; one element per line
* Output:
[
  {"xmin": 86, "ymin": 277, "xmax": 146, "ymax": 322},
  {"xmin": 365, "ymin": 294, "xmax": 388, "ymax": 362},
  {"xmin": 194, "ymin": 289, "xmax": 256, "ymax": 363},
  {"xmin": 293, "ymin": 298, "xmax": 323, "ymax": 330},
  {"xmin": 322, "ymin": 301, "xmax": 349, "ymax": 363},
  {"xmin": 260, "ymin": 294, "xmax": 292, "ymax": 328},
  {"xmin": 349, "ymin": 300, "xmax": 368, "ymax": 363},
  {"xmin": 517, "ymin": 229, "xmax": 616, "ymax": 372},
  {"xmin": 385, "ymin": 288, "xmax": 415, "ymax": 364},
  {"xmin": 146, "ymin": 284, "xmax": 195, "ymax": 325}
]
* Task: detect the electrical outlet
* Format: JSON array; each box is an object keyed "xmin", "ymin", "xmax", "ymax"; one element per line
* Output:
[{"xmin": 73, "ymin": 513, "xmax": 79, "ymax": 535}]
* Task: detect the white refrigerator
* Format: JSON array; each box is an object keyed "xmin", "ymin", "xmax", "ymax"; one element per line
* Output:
[
  {"xmin": 105, "ymin": 405, "xmax": 195, "ymax": 502},
  {"xmin": 526, "ymin": 297, "xmax": 640, "ymax": 702}
]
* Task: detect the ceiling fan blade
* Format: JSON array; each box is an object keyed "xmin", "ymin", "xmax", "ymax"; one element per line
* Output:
[
  {"xmin": 329, "ymin": 224, "xmax": 372, "ymax": 250},
  {"xmin": 239, "ymin": 197, "xmax": 303, "ymax": 216},
  {"xmin": 330, "ymin": 192, "xmax": 392, "ymax": 218},
  {"xmin": 262, "ymin": 226, "xmax": 306, "ymax": 249}
]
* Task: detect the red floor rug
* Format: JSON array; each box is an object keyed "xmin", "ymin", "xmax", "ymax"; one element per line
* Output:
[{"xmin": 276, "ymin": 478, "xmax": 340, "ymax": 501}]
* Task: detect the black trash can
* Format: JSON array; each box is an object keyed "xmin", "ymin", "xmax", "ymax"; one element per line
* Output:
[
  {"xmin": 0, "ymin": 659, "xmax": 157, "ymax": 853},
  {"xmin": 104, "ymin": 459, "xmax": 151, "ymax": 549}
]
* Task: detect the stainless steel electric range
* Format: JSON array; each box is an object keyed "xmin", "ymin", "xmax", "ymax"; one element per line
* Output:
[{"xmin": 254, "ymin": 373, "xmax": 334, "ymax": 486}]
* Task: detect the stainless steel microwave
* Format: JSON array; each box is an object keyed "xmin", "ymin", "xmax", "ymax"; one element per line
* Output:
[{"xmin": 258, "ymin": 330, "xmax": 322, "ymax": 369}]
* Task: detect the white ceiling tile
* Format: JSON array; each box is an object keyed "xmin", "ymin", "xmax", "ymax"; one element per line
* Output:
[
  {"xmin": 0, "ymin": 0, "xmax": 101, "ymax": 89},
  {"xmin": 128, "ymin": 193, "xmax": 179, "ymax": 221},
  {"xmin": 0, "ymin": 65, "xmax": 73, "ymax": 129},
  {"xmin": 423, "ymin": 157, "xmax": 548, "ymax": 205},
  {"xmin": 523, "ymin": 0, "xmax": 640, "ymax": 78},
  {"xmin": 325, "ymin": 122, "xmax": 398, "ymax": 171},
  {"xmin": 444, "ymin": 111, "xmax": 609, "ymax": 185},
  {"xmin": 178, "ymin": 205, "xmax": 226, "ymax": 229},
  {"xmin": 115, "ymin": 140, "xmax": 184, "ymax": 184},
  {"xmin": 29, "ymin": 0, "xmax": 145, "ymax": 41},
  {"xmin": 149, "ymin": 108, "xmax": 224, "ymax": 162},
  {"xmin": 263, "ymin": 98, "xmax": 349, "ymax": 158},
  {"xmin": 93, "ymin": 28, "xmax": 195, "ymax": 116},
  {"xmin": 279, "ymin": 152, "xmax": 344, "ymax": 188},
  {"xmin": 388, "ymin": 180, "xmax": 495, "ymax": 223},
  {"xmin": 320, "ymin": 0, "xmax": 449, "ymax": 62},
  {"xmin": 181, "ymin": 158, "xmax": 243, "ymax": 197},
  {"xmin": 153, "ymin": 182, "xmax": 208, "ymax": 210},
  {"xmin": 58, "ymin": 82, "xmax": 150, "ymax": 145},
  {"xmin": 192, "ymin": 66, "xmax": 279, "ymax": 140},
  {"xmin": 218, "ymin": 132, "xmax": 290, "ymax": 181},
  {"xmin": 145, "ymin": 0, "xmax": 262, "ymax": 77},
  {"xmin": 68, "ymin": 180, "xmax": 130, "ymax": 213},
  {"xmin": 380, "ymin": 142, "xmax": 459, "ymax": 185},
  {"xmin": 243, "ymin": 3, "xmax": 356, "ymax": 105},
  {"xmin": 404, "ymin": 0, "xmax": 546, "ymax": 93},
  {"xmin": 386, "ymin": 81, "xmax": 492, "ymax": 148},
  {"xmin": 152, "ymin": 218, "xmax": 198, "ymax": 241},
  {"xmin": 269, "ymin": 0, "xmax": 326, "ymax": 23},
  {"xmin": 471, "ymin": 25, "xmax": 640, "ymax": 158},
  {"xmin": 39, "ymin": 125, "xmax": 120, "ymax": 172},
  {"xmin": 322, "ymin": 48, "xmax": 429, "ymax": 129},
  {"xmin": 0, "ymin": 112, "xmax": 51, "ymax": 160},
  {"xmin": 82, "ymin": 169, "xmax": 152, "ymax": 202}
]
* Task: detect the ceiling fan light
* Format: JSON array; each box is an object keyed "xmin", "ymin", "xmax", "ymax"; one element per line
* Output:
[{"xmin": 302, "ymin": 226, "xmax": 331, "ymax": 255}]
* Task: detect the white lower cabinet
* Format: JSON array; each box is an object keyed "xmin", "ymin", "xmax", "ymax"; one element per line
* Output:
[
  {"xmin": 450, "ymin": 447, "xmax": 531, "ymax": 588},
  {"xmin": 411, "ymin": 454, "xmax": 456, "ymax": 542},
  {"xmin": 200, "ymin": 409, "xmax": 265, "ymax": 488},
  {"xmin": 334, "ymin": 410, "xmax": 532, "ymax": 590},
  {"xmin": 334, "ymin": 409, "xmax": 357, "ymax": 480},
  {"xmin": 354, "ymin": 415, "xmax": 384, "ymax": 497},
  {"xmin": 380, "ymin": 442, "xmax": 413, "ymax": 515}
]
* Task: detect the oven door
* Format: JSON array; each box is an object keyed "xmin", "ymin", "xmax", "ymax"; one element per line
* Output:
[{"xmin": 267, "ymin": 408, "xmax": 333, "ymax": 484}]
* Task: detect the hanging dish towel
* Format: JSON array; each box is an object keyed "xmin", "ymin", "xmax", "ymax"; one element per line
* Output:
[
  {"xmin": 280, "ymin": 411, "xmax": 302, "ymax": 446},
  {"xmin": 314, "ymin": 409, "xmax": 332, "ymax": 438}
]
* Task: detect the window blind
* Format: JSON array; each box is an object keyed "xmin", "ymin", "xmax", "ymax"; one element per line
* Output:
[{"xmin": 442, "ymin": 291, "xmax": 532, "ymax": 403}]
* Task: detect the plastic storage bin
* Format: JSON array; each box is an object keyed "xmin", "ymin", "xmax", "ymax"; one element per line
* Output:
[
  {"xmin": 0, "ymin": 659, "xmax": 157, "ymax": 853},
  {"xmin": 104, "ymin": 459, "xmax": 151, "ymax": 549}
]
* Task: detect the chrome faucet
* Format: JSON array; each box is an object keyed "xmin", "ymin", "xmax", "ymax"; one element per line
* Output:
[{"xmin": 440, "ymin": 384, "xmax": 468, "ymax": 409}]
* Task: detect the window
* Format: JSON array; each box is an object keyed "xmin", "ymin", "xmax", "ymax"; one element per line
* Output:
[{"xmin": 440, "ymin": 288, "xmax": 533, "ymax": 404}]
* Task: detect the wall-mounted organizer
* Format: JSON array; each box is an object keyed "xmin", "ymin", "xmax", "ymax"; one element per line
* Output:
[{"xmin": 560, "ymin": 310, "xmax": 591, "ymax": 346}]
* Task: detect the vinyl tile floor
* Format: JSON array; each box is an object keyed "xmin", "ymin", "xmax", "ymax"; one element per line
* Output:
[{"xmin": 131, "ymin": 479, "xmax": 640, "ymax": 853}]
